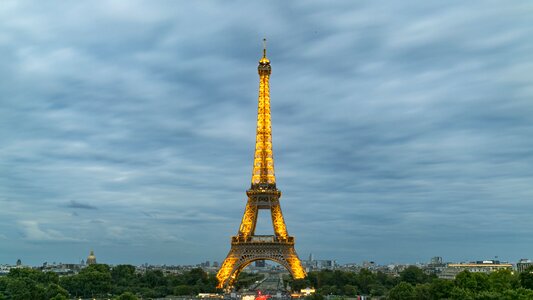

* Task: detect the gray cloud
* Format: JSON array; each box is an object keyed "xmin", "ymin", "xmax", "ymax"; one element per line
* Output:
[
  {"xmin": 66, "ymin": 200, "xmax": 98, "ymax": 210},
  {"xmin": 18, "ymin": 220, "xmax": 82, "ymax": 242},
  {"xmin": 0, "ymin": 1, "xmax": 532, "ymax": 265}
]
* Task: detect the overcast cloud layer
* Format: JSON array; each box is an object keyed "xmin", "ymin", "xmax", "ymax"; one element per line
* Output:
[{"xmin": 1, "ymin": 1, "xmax": 533, "ymax": 266}]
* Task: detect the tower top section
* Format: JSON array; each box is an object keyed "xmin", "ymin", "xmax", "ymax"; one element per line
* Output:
[
  {"xmin": 258, "ymin": 38, "xmax": 271, "ymax": 75},
  {"xmin": 251, "ymin": 39, "xmax": 275, "ymax": 188}
]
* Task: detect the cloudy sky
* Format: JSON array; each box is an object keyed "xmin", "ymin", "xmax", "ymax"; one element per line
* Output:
[{"xmin": 1, "ymin": 1, "xmax": 533, "ymax": 266}]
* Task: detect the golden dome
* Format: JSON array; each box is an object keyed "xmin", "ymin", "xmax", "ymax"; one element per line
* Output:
[{"xmin": 86, "ymin": 250, "xmax": 97, "ymax": 265}]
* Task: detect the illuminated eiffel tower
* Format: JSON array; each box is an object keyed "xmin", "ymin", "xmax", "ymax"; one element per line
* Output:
[{"xmin": 216, "ymin": 40, "xmax": 306, "ymax": 289}]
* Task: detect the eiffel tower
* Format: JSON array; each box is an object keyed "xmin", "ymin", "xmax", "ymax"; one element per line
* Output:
[{"xmin": 216, "ymin": 40, "xmax": 306, "ymax": 289}]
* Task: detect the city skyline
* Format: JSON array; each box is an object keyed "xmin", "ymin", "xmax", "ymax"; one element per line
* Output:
[{"xmin": 1, "ymin": 1, "xmax": 533, "ymax": 266}]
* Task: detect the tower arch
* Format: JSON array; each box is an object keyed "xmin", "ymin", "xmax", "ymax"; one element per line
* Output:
[{"xmin": 226, "ymin": 257, "xmax": 291, "ymax": 288}]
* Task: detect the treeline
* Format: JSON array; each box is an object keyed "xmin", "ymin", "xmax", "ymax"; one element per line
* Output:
[
  {"xmin": 288, "ymin": 266, "xmax": 533, "ymax": 299},
  {"xmin": 3, "ymin": 264, "xmax": 533, "ymax": 299},
  {"xmin": 0, "ymin": 264, "xmax": 220, "ymax": 299}
]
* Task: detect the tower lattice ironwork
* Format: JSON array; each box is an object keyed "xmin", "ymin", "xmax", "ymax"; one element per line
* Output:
[{"xmin": 216, "ymin": 40, "xmax": 306, "ymax": 289}]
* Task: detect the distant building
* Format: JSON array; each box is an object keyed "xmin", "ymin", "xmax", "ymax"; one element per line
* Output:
[
  {"xmin": 426, "ymin": 256, "xmax": 446, "ymax": 275},
  {"xmin": 320, "ymin": 260, "xmax": 337, "ymax": 269},
  {"xmin": 439, "ymin": 261, "xmax": 512, "ymax": 279},
  {"xmin": 16, "ymin": 259, "xmax": 22, "ymax": 266},
  {"xmin": 362, "ymin": 261, "xmax": 376, "ymax": 269},
  {"xmin": 86, "ymin": 250, "xmax": 97, "ymax": 265},
  {"xmin": 517, "ymin": 259, "xmax": 533, "ymax": 272},
  {"xmin": 303, "ymin": 257, "xmax": 337, "ymax": 270},
  {"xmin": 430, "ymin": 257, "xmax": 443, "ymax": 265},
  {"xmin": 38, "ymin": 261, "xmax": 84, "ymax": 275},
  {"xmin": 199, "ymin": 261, "xmax": 211, "ymax": 268},
  {"xmin": 0, "ymin": 265, "xmax": 12, "ymax": 276},
  {"xmin": 255, "ymin": 260, "xmax": 266, "ymax": 268}
]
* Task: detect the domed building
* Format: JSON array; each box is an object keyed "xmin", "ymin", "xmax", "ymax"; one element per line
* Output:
[{"xmin": 86, "ymin": 250, "xmax": 97, "ymax": 265}]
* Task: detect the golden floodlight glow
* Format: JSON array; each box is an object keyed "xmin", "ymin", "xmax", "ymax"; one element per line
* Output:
[{"xmin": 216, "ymin": 40, "xmax": 306, "ymax": 289}]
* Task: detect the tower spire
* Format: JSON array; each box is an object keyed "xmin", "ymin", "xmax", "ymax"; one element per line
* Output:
[
  {"xmin": 263, "ymin": 38, "xmax": 267, "ymax": 58},
  {"xmin": 258, "ymin": 39, "xmax": 270, "ymax": 67}
]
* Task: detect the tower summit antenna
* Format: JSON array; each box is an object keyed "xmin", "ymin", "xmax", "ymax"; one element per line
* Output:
[{"xmin": 263, "ymin": 38, "xmax": 266, "ymax": 57}]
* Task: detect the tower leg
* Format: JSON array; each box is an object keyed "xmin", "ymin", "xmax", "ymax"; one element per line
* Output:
[
  {"xmin": 238, "ymin": 201, "xmax": 258, "ymax": 237},
  {"xmin": 271, "ymin": 203, "xmax": 288, "ymax": 239},
  {"xmin": 216, "ymin": 249, "xmax": 239, "ymax": 289}
]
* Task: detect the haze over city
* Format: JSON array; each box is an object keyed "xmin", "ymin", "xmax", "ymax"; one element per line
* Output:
[{"xmin": 1, "ymin": 1, "xmax": 532, "ymax": 267}]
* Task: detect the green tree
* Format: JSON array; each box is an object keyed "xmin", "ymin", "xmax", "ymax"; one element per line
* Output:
[
  {"xmin": 356, "ymin": 268, "xmax": 377, "ymax": 294},
  {"xmin": 0, "ymin": 277, "xmax": 9, "ymax": 293},
  {"xmin": 187, "ymin": 268, "xmax": 208, "ymax": 285},
  {"xmin": 141, "ymin": 270, "xmax": 167, "ymax": 288},
  {"xmin": 449, "ymin": 287, "xmax": 474, "ymax": 300},
  {"xmin": 84, "ymin": 263, "xmax": 111, "ymax": 273},
  {"xmin": 400, "ymin": 266, "xmax": 430, "ymax": 285},
  {"xmin": 477, "ymin": 290, "xmax": 505, "ymax": 299},
  {"xmin": 5, "ymin": 278, "xmax": 32, "ymax": 300},
  {"xmin": 5, "ymin": 277, "xmax": 46, "ymax": 300},
  {"xmin": 343, "ymin": 284, "xmax": 357, "ymax": 296},
  {"xmin": 318, "ymin": 285, "xmax": 337, "ymax": 295},
  {"xmin": 45, "ymin": 283, "xmax": 69, "ymax": 299},
  {"xmin": 369, "ymin": 283, "xmax": 386, "ymax": 296},
  {"xmin": 291, "ymin": 278, "xmax": 312, "ymax": 292},
  {"xmin": 110, "ymin": 265, "xmax": 139, "ymax": 295},
  {"xmin": 49, "ymin": 294, "xmax": 68, "ymax": 300},
  {"xmin": 174, "ymin": 285, "xmax": 193, "ymax": 295},
  {"xmin": 388, "ymin": 282, "xmax": 415, "ymax": 300},
  {"xmin": 502, "ymin": 287, "xmax": 533, "ymax": 299},
  {"xmin": 413, "ymin": 283, "xmax": 431, "ymax": 300},
  {"xmin": 111, "ymin": 265, "xmax": 136, "ymax": 283},
  {"xmin": 115, "ymin": 291, "xmax": 139, "ymax": 300},
  {"xmin": 429, "ymin": 278, "xmax": 453, "ymax": 299},
  {"xmin": 376, "ymin": 270, "xmax": 399, "ymax": 288},
  {"xmin": 313, "ymin": 270, "xmax": 333, "ymax": 288},
  {"xmin": 41, "ymin": 271, "xmax": 60, "ymax": 285},
  {"xmin": 520, "ymin": 266, "xmax": 533, "ymax": 289},
  {"xmin": 455, "ymin": 270, "xmax": 489, "ymax": 292},
  {"xmin": 8, "ymin": 268, "xmax": 59, "ymax": 286},
  {"xmin": 61, "ymin": 264, "xmax": 112, "ymax": 297},
  {"xmin": 3, "ymin": 268, "xmax": 64, "ymax": 300},
  {"xmin": 488, "ymin": 269, "xmax": 518, "ymax": 292}
]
